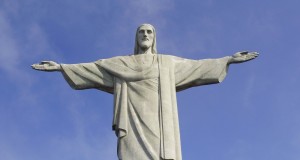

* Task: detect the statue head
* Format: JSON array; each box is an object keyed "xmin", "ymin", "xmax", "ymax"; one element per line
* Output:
[{"xmin": 134, "ymin": 24, "xmax": 157, "ymax": 54}]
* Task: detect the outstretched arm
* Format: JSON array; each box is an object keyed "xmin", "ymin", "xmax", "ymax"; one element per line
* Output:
[
  {"xmin": 31, "ymin": 60, "xmax": 114, "ymax": 93},
  {"xmin": 227, "ymin": 51, "xmax": 259, "ymax": 64},
  {"xmin": 174, "ymin": 51, "xmax": 259, "ymax": 91},
  {"xmin": 31, "ymin": 61, "xmax": 61, "ymax": 72}
]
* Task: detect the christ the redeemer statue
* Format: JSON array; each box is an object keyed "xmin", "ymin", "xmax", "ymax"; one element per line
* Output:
[{"xmin": 32, "ymin": 24, "xmax": 258, "ymax": 160}]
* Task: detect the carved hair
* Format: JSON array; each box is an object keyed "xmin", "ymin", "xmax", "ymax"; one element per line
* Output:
[{"xmin": 134, "ymin": 24, "xmax": 157, "ymax": 54}]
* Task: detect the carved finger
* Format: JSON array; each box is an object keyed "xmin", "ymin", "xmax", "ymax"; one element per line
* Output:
[
  {"xmin": 40, "ymin": 61, "xmax": 51, "ymax": 64},
  {"xmin": 31, "ymin": 64, "xmax": 38, "ymax": 68},
  {"xmin": 247, "ymin": 55, "xmax": 257, "ymax": 60},
  {"xmin": 240, "ymin": 51, "xmax": 249, "ymax": 55},
  {"xmin": 31, "ymin": 64, "xmax": 40, "ymax": 69},
  {"xmin": 31, "ymin": 64, "xmax": 36, "ymax": 69},
  {"xmin": 246, "ymin": 55, "xmax": 255, "ymax": 59},
  {"xmin": 250, "ymin": 52, "xmax": 259, "ymax": 57},
  {"xmin": 32, "ymin": 65, "xmax": 45, "ymax": 70}
]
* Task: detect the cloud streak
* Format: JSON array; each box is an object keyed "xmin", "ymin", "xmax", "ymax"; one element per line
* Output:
[{"xmin": 0, "ymin": 11, "xmax": 20, "ymax": 73}]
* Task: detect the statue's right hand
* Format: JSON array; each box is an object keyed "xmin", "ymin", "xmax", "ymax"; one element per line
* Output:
[{"xmin": 31, "ymin": 61, "xmax": 61, "ymax": 72}]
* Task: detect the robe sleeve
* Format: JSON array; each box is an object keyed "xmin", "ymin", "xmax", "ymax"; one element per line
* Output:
[
  {"xmin": 60, "ymin": 61, "xmax": 114, "ymax": 94},
  {"xmin": 173, "ymin": 56, "xmax": 230, "ymax": 92}
]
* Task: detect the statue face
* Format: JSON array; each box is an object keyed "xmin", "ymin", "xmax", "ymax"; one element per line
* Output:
[{"xmin": 137, "ymin": 25, "xmax": 154, "ymax": 50}]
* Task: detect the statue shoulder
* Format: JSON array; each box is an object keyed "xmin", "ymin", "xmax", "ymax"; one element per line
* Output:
[
  {"xmin": 95, "ymin": 55, "xmax": 131, "ymax": 62},
  {"xmin": 158, "ymin": 54, "xmax": 183, "ymax": 61},
  {"xmin": 95, "ymin": 54, "xmax": 136, "ymax": 67}
]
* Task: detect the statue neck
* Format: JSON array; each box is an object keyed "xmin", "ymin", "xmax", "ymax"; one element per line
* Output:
[{"xmin": 138, "ymin": 47, "xmax": 153, "ymax": 55}]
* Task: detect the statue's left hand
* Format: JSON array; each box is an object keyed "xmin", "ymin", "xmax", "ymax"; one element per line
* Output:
[{"xmin": 229, "ymin": 51, "xmax": 259, "ymax": 64}]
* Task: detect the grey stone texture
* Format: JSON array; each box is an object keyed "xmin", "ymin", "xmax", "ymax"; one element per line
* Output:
[{"xmin": 32, "ymin": 24, "xmax": 258, "ymax": 160}]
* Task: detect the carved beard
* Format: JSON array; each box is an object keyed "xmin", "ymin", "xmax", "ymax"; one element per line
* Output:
[{"xmin": 139, "ymin": 40, "xmax": 153, "ymax": 51}]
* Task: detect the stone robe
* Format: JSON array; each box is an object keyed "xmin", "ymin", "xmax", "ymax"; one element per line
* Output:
[{"xmin": 60, "ymin": 54, "xmax": 229, "ymax": 160}]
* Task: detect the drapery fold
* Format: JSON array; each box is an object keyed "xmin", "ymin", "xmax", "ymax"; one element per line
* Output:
[{"xmin": 60, "ymin": 54, "xmax": 229, "ymax": 160}]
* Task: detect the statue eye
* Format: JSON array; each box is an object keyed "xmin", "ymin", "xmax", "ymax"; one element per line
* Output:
[{"xmin": 147, "ymin": 30, "xmax": 153, "ymax": 34}]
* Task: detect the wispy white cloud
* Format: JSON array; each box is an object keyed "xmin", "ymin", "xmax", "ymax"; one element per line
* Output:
[
  {"xmin": 0, "ymin": 0, "xmax": 60, "ymax": 100},
  {"xmin": 245, "ymin": 9, "xmax": 281, "ymax": 41},
  {"xmin": 0, "ymin": 4, "xmax": 67, "ymax": 159},
  {"xmin": 0, "ymin": 9, "xmax": 39, "ymax": 106},
  {"xmin": 241, "ymin": 74, "xmax": 256, "ymax": 108},
  {"xmin": 0, "ymin": 11, "xmax": 20, "ymax": 72},
  {"xmin": 0, "ymin": 142, "xmax": 18, "ymax": 160},
  {"xmin": 0, "ymin": 122, "xmax": 29, "ymax": 160},
  {"xmin": 46, "ymin": 92, "xmax": 117, "ymax": 159},
  {"xmin": 1, "ymin": 1, "xmax": 117, "ymax": 159},
  {"xmin": 0, "ymin": 0, "xmax": 20, "ymax": 16},
  {"xmin": 24, "ymin": 23, "xmax": 54, "ymax": 57}
]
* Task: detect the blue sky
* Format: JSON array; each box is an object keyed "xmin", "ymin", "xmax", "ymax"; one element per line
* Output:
[{"xmin": 0, "ymin": 0, "xmax": 300, "ymax": 159}]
